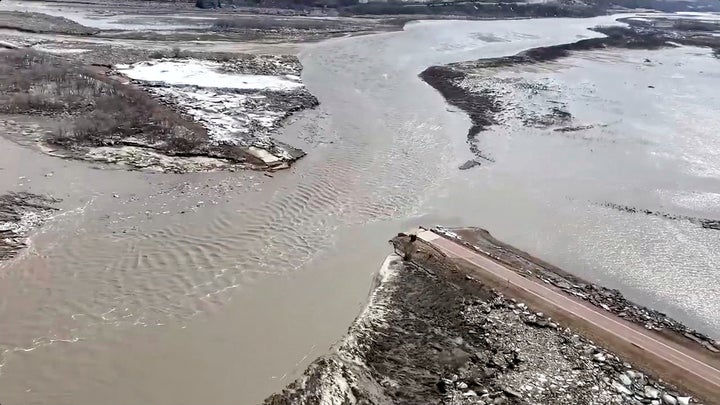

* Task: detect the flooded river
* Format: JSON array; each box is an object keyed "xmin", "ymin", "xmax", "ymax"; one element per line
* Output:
[{"xmin": 0, "ymin": 13, "xmax": 719, "ymax": 405}]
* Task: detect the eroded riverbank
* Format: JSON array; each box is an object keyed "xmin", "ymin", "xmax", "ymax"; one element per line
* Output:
[{"xmin": 420, "ymin": 15, "xmax": 720, "ymax": 168}]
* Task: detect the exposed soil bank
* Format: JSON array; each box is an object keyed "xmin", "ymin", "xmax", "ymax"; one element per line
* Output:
[
  {"xmin": 264, "ymin": 229, "xmax": 716, "ymax": 404},
  {"xmin": 0, "ymin": 192, "xmax": 58, "ymax": 262},
  {"xmin": 0, "ymin": 11, "xmax": 99, "ymax": 35}
]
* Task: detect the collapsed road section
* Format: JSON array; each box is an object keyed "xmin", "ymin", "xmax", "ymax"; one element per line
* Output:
[{"xmin": 265, "ymin": 227, "xmax": 719, "ymax": 405}]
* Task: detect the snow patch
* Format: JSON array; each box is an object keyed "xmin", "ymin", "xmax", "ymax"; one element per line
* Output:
[
  {"xmin": 116, "ymin": 59, "xmax": 303, "ymax": 91},
  {"xmin": 115, "ymin": 59, "xmax": 309, "ymax": 147},
  {"xmin": 32, "ymin": 45, "xmax": 90, "ymax": 55}
]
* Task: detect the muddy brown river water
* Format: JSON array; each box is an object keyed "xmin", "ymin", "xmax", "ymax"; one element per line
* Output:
[{"xmin": 0, "ymin": 12, "xmax": 719, "ymax": 405}]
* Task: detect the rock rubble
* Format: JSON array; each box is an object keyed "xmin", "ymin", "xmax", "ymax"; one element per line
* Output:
[
  {"xmin": 435, "ymin": 226, "xmax": 720, "ymax": 355},
  {"xmin": 263, "ymin": 236, "xmax": 705, "ymax": 404}
]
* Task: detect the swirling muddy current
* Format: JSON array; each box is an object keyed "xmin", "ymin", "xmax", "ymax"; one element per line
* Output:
[{"xmin": 1, "ymin": 15, "xmax": 719, "ymax": 405}]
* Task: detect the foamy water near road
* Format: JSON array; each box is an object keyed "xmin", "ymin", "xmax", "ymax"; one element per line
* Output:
[{"xmin": 0, "ymin": 13, "xmax": 718, "ymax": 405}]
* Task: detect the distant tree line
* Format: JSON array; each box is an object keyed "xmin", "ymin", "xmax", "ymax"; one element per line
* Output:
[{"xmin": 194, "ymin": 0, "xmax": 720, "ymax": 14}]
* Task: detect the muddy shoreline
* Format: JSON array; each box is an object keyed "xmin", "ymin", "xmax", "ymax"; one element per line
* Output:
[
  {"xmin": 419, "ymin": 19, "xmax": 720, "ymax": 166},
  {"xmin": 419, "ymin": 16, "xmax": 720, "ymax": 227},
  {"xmin": 264, "ymin": 228, "xmax": 717, "ymax": 404},
  {"xmin": 0, "ymin": 192, "xmax": 58, "ymax": 262}
]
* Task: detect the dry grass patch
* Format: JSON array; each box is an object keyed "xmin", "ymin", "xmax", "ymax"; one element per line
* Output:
[{"xmin": 0, "ymin": 50, "xmax": 210, "ymax": 156}]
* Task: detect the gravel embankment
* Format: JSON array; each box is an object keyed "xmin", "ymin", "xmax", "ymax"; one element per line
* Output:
[{"xmin": 263, "ymin": 237, "xmax": 705, "ymax": 404}]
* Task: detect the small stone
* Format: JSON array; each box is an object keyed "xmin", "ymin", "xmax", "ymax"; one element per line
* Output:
[
  {"xmin": 113, "ymin": 194, "xmax": 119, "ymax": 198},
  {"xmin": 463, "ymin": 390, "xmax": 477, "ymax": 397},
  {"xmin": 535, "ymin": 319, "xmax": 549, "ymax": 327},
  {"xmin": 593, "ymin": 353, "xmax": 606, "ymax": 362},
  {"xmin": 459, "ymin": 160, "xmax": 481, "ymax": 170},
  {"xmin": 661, "ymin": 394, "xmax": 677, "ymax": 405},
  {"xmin": 503, "ymin": 387, "xmax": 522, "ymax": 398},
  {"xmin": 612, "ymin": 380, "xmax": 632, "ymax": 395},
  {"xmin": 45, "ymin": 172, "xmax": 53, "ymax": 177},
  {"xmin": 676, "ymin": 397, "xmax": 691, "ymax": 405},
  {"xmin": 703, "ymin": 341, "xmax": 720, "ymax": 353},
  {"xmin": 491, "ymin": 353, "xmax": 507, "ymax": 369},
  {"xmin": 619, "ymin": 374, "xmax": 632, "ymax": 386},
  {"xmin": 644, "ymin": 386, "xmax": 659, "ymax": 399},
  {"xmin": 457, "ymin": 382, "xmax": 468, "ymax": 390},
  {"xmin": 474, "ymin": 352, "xmax": 488, "ymax": 364}
]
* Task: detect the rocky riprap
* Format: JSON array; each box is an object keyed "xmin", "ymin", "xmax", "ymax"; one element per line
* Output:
[
  {"xmin": 435, "ymin": 226, "xmax": 720, "ymax": 356},
  {"xmin": 263, "ymin": 239, "xmax": 702, "ymax": 404},
  {"xmin": 0, "ymin": 192, "xmax": 59, "ymax": 262}
]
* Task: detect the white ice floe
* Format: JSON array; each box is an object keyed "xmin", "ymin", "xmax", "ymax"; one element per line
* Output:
[
  {"xmin": 247, "ymin": 146, "xmax": 283, "ymax": 164},
  {"xmin": 116, "ymin": 59, "xmax": 303, "ymax": 91}
]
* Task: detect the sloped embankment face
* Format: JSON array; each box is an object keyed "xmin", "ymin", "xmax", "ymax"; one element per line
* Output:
[{"xmin": 264, "ymin": 242, "xmax": 700, "ymax": 404}]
